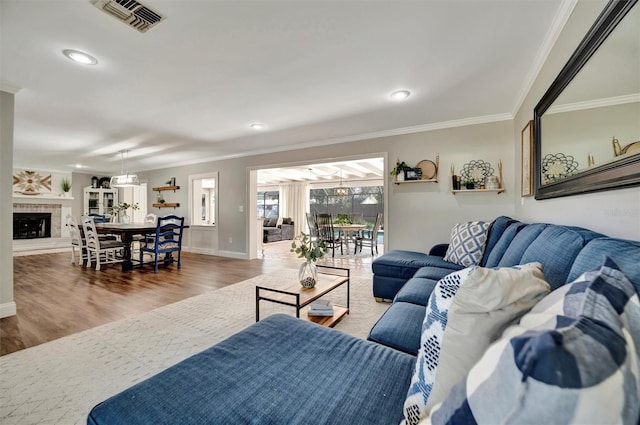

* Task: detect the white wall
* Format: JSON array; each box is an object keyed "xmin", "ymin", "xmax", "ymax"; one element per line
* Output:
[
  {"xmin": 1, "ymin": 91, "xmax": 17, "ymax": 318},
  {"xmin": 514, "ymin": 0, "xmax": 640, "ymax": 240}
]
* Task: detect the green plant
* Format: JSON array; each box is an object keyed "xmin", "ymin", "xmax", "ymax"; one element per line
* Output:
[
  {"xmin": 290, "ymin": 232, "xmax": 328, "ymax": 262},
  {"xmin": 335, "ymin": 214, "xmax": 351, "ymax": 225},
  {"xmin": 61, "ymin": 178, "xmax": 72, "ymax": 192},
  {"xmin": 463, "ymin": 179, "xmax": 476, "ymax": 189},
  {"xmin": 389, "ymin": 159, "xmax": 409, "ymax": 176},
  {"xmin": 112, "ymin": 202, "xmax": 140, "ymax": 215}
]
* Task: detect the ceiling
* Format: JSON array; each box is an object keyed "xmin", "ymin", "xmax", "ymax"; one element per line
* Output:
[
  {"xmin": 257, "ymin": 157, "xmax": 384, "ymax": 186},
  {"xmin": 1, "ymin": 0, "xmax": 568, "ymax": 175}
]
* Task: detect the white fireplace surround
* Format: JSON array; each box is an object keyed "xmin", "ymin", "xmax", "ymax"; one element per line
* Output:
[{"xmin": 12, "ymin": 194, "xmax": 74, "ymax": 253}]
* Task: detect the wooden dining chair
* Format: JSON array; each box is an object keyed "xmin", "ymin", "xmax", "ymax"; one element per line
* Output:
[
  {"xmin": 316, "ymin": 213, "xmax": 342, "ymax": 257},
  {"xmin": 80, "ymin": 215, "xmax": 125, "ymax": 271},
  {"xmin": 305, "ymin": 212, "xmax": 319, "ymax": 240},
  {"xmin": 139, "ymin": 215, "xmax": 185, "ymax": 273},
  {"xmin": 66, "ymin": 214, "xmax": 87, "ymax": 266},
  {"xmin": 356, "ymin": 212, "xmax": 383, "ymax": 255}
]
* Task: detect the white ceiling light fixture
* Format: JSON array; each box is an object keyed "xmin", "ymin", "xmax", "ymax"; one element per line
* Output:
[
  {"xmin": 62, "ymin": 49, "xmax": 98, "ymax": 65},
  {"xmin": 250, "ymin": 123, "xmax": 265, "ymax": 130},
  {"xmin": 110, "ymin": 150, "xmax": 140, "ymax": 187},
  {"xmin": 390, "ymin": 90, "xmax": 411, "ymax": 100}
]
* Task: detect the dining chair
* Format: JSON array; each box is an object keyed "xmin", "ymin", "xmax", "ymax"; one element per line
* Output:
[
  {"xmin": 66, "ymin": 214, "xmax": 87, "ymax": 266},
  {"xmin": 305, "ymin": 212, "xmax": 319, "ymax": 240},
  {"xmin": 316, "ymin": 213, "xmax": 342, "ymax": 257},
  {"xmin": 88, "ymin": 213, "xmax": 108, "ymax": 223},
  {"xmin": 81, "ymin": 215, "xmax": 125, "ymax": 271},
  {"xmin": 356, "ymin": 212, "xmax": 383, "ymax": 255},
  {"xmin": 139, "ymin": 215, "xmax": 185, "ymax": 273}
]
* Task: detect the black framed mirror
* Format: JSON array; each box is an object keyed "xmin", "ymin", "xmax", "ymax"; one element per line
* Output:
[{"xmin": 534, "ymin": 0, "xmax": 640, "ymax": 200}]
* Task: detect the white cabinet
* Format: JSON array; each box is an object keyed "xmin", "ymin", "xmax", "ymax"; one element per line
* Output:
[{"xmin": 84, "ymin": 187, "xmax": 118, "ymax": 217}]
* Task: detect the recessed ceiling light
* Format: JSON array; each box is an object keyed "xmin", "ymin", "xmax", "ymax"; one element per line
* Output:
[
  {"xmin": 63, "ymin": 49, "xmax": 98, "ymax": 65},
  {"xmin": 390, "ymin": 90, "xmax": 411, "ymax": 100},
  {"xmin": 250, "ymin": 123, "xmax": 265, "ymax": 130}
]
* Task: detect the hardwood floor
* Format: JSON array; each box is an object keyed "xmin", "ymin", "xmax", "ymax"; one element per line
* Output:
[{"xmin": 1, "ymin": 240, "xmax": 379, "ymax": 356}]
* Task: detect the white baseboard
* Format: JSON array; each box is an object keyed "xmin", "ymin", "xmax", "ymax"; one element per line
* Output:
[
  {"xmin": 186, "ymin": 247, "xmax": 218, "ymax": 256},
  {"xmin": 217, "ymin": 250, "xmax": 249, "ymax": 259},
  {"xmin": 0, "ymin": 301, "xmax": 17, "ymax": 318}
]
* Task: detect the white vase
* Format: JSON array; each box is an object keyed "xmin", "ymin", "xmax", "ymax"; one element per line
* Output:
[
  {"xmin": 121, "ymin": 213, "xmax": 130, "ymax": 224},
  {"xmin": 299, "ymin": 260, "xmax": 318, "ymax": 288}
]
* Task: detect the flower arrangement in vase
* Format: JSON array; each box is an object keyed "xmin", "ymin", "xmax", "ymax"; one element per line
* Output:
[
  {"xmin": 290, "ymin": 232, "xmax": 328, "ymax": 288},
  {"xmin": 111, "ymin": 202, "xmax": 140, "ymax": 224}
]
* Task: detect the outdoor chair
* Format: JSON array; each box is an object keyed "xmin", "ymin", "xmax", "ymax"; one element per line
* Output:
[
  {"xmin": 316, "ymin": 213, "xmax": 343, "ymax": 257},
  {"xmin": 67, "ymin": 214, "xmax": 87, "ymax": 266},
  {"xmin": 356, "ymin": 212, "xmax": 383, "ymax": 255},
  {"xmin": 139, "ymin": 215, "xmax": 184, "ymax": 273}
]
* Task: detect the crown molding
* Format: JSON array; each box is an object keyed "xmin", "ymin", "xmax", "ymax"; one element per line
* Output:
[
  {"xmin": 546, "ymin": 93, "xmax": 640, "ymax": 114},
  {"xmin": 0, "ymin": 83, "xmax": 21, "ymax": 94},
  {"xmin": 511, "ymin": 0, "xmax": 578, "ymax": 116}
]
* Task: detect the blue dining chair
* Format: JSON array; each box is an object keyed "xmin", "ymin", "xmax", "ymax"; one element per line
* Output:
[{"xmin": 139, "ymin": 215, "xmax": 184, "ymax": 273}]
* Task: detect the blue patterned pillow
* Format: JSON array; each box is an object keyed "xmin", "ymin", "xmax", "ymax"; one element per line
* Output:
[
  {"xmin": 429, "ymin": 257, "xmax": 640, "ymax": 425},
  {"xmin": 443, "ymin": 221, "xmax": 490, "ymax": 267},
  {"xmin": 403, "ymin": 263, "xmax": 550, "ymax": 425}
]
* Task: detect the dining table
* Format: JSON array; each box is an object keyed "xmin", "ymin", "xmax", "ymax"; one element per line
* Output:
[
  {"xmin": 331, "ymin": 223, "xmax": 366, "ymax": 255},
  {"xmin": 94, "ymin": 222, "xmax": 188, "ymax": 271}
]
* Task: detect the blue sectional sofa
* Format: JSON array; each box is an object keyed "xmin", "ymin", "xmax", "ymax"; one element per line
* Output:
[{"xmin": 88, "ymin": 216, "xmax": 640, "ymax": 425}]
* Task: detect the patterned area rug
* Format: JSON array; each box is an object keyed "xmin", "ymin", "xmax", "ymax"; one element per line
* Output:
[{"xmin": 0, "ymin": 269, "xmax": 389, "ymax": 425}]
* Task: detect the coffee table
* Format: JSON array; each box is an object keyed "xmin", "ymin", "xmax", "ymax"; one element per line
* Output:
[{"xmin": 255, "ymin": 265, "xmax": 350, "ymax": 327}]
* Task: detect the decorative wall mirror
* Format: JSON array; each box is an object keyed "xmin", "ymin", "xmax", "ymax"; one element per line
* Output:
[{"xmin": 534, "ymin": 0, "xmax": 640, "ymax": 200}]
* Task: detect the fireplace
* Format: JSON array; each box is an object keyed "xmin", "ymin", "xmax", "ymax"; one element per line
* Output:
[{"xmin": 13, "ymin": 212, "xmax": 52, "ymax": 239}]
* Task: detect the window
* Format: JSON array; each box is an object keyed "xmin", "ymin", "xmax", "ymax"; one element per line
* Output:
[
  {"xmin": 190, "ymin": 173, "xmax": 217, "ymax": 226},
  {"xmin": 310, "ymin": 186, "xmax": 383, "ymax": 225},
  {"xmin": 257, "ymin": 191, "xmax": 279, "ymax": 218}
]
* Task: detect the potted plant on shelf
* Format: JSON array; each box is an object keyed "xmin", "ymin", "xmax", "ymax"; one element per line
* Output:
[
  {"xmin": 390, "ymin": 159, "xmax": 409, "ymax": 182},
  {"xmin": 290, "ymin": 232, "xmax": 328, "ymax": 288},
  {"xmin": 61, "ymin": 178, "xmax": 72, "ymax": 197},
  {"xmin": 463, "ymin": 179, "xmax": 476, "ymax": 190}
]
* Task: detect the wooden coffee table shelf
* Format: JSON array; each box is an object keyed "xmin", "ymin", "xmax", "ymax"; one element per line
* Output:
[{"xmin": 256, "ymin": 265, "xmax": 350, "ymax": 328}]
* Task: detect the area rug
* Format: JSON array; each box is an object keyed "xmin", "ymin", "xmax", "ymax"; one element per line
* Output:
[{"xmin": 0, "ymin": 269, "xmax": 389, "ymax": 425}]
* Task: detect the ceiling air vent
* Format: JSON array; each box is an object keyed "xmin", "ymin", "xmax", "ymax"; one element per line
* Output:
[{"xmin": 91, "ymin": 0, "xmax": 164, "ymax": 33}]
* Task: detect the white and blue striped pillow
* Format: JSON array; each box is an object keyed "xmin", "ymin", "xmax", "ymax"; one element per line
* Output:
[{"xmin": 429, "ymin": 257, "xmax": 640, "ymax": 425}]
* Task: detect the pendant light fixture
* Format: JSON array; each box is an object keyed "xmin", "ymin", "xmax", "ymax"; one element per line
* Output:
[
  {"xmin": 334, "ymin": 168, "xmax": 348, "ymax": 197},
  {"xmin": 110, "ymin": 150, "xmax": 140, "ymax": 187}
]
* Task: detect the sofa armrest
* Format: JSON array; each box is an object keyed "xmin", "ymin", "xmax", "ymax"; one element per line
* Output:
[
  {"xmin": 280, "ymin": 223, "xmax": 295, "ymax": 240},
  {"xmin": 428, "ymin": 244, "xmax": 449, "ymax": 257}
]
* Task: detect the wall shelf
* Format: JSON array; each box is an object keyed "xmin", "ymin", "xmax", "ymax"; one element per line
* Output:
[
  {"xmin": 153, "ymin": 202, "xmax": 180, "ymax": 208},
  {"xmin": 152, "ymin": 185, "xmax": 180, "ymax": 192},
  {"xmin": 393, "ymin": 178, "xmax": 438, "ymax": 185},
  {"xmin": 451, "ymin": 188, "xmax": 505, "ymax": 195}
]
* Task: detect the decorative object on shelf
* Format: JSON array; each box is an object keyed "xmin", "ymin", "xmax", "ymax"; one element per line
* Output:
[
  {"xmin": 111, "ymin": 202, "xmax": 139, "ymax": 224},
  {"xmin": 390, "ymin": 159, "xmax": 409, "ymax": 182},
  {"xmin": 404, "ymin": 168, "xmax": 423, "ymax": 181},
  {"xmin": 13, "ymin": 169, "xmax": 52, "ymax": 195},
  {"xmin": 463, "ymin": 180, "xmax": 475, "ymax": 190},
  {"xmin": 91, "ymin": 176, "xmax": 99, "ymax": 188},
  {"xmin": 61, "ymin": 177, "xmax": 72, "ymax": 197},
  {"xmin": 521, "ymin": 120, "xmax": 533, "ymax": 197},
  {"xmin": 290, "ymin": 232, "xmax": 328, "ymax": 288},
  {"xmin": 99, "ymin": 177, "xmax": 111, "ymax": 189},
  {"xmin": 587, "ymin": 153, "xmax": 596, "ymax": 167},
  {"xmin": 157, "ymin": 194, "xmax": 165, "ymax": 203},
  {"xmin": 612, "ymin": 137, "xmax": 640, "ymax": 157},
  {"xmin": 486, "ymin": 175, "xmax": 500, "ymax": 190},
  {"xmin": 541, "ymin": 153, "xmax": 579, "ymax": 184},
  {"xmin": 417, "ymin": 157, "xmax": 438, "ymax": 180},
  {"xmin": 110, "ymin": 150, "xmax": 140, "ymax": 187},
  {"xmin": 460, "ymin": 160, "xmax": 494, "ymax": 186}
]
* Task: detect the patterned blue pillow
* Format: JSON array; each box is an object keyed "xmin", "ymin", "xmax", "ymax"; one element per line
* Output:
[
  {"xmin": 443, "ymin": 221, "xmax": 490, "ymax": 267},
  {"xmin": 429, "ymin": 257, "xmax": 640, "ymax": 425}
]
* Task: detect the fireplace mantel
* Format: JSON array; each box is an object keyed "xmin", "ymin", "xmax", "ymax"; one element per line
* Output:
[{"xmin": 12, "ymin": 194, "xmax": 74, "ymax": 204}]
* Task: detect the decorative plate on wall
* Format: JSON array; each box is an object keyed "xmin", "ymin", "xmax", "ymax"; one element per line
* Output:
[
  {"xmin": 460, "ymin": 160, "xmax": 494, "ymax": 185},
  {"xmin": 541, "ymin": 153, "xmax": 580, "ymax": 183},
  {"xmin": 12, "ymin": 170, "xmax": 52, "ymax": 195},
  {"xmin": 416, "ymin": 159, "xmax": 438, "ymax": 180}
]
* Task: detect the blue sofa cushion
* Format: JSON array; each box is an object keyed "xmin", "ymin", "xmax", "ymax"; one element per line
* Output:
[
  {"xmin": 496, "ymin": 223, "xmax": 548, "ymax": 267},
  {"xmin": 394, "ymin": 277, "xmax": 438, "ymax": 306},
  {"xmin": 480, "ymin": 216, "xmax": 521, "ymax": 266},
  {"xmin": 483, "ymin": 221, "xmax": 528, "ymax": 267},
  {"xmin": 373, "ymin": 250, "xmax": 463, "ymax": 280},
  {"xmin": 413, "ymin": 266, "xmax": 458, "ymax": 281},
  {"xmin": 88, "ymin": 314, "xmax": 416, "ymax": 425},
  {"xmin": 569, "ymin": 237, "xmax": 640, "ymax": 294},
  {"xmin": 517, "ymin": 226, "xmax": 603, "ymax": 290},
  {"xmin": 368, "ymin": 301, "xmax": 426, "ymax": 355}
]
